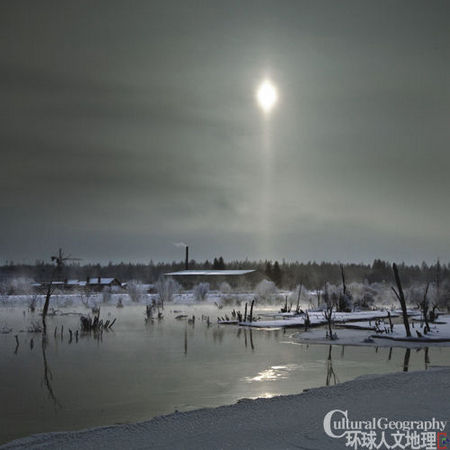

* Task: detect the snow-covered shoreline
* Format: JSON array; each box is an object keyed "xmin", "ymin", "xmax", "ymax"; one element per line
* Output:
[
  {"xmin": 293, "ymin": 315, "xmax": 450, "ymax": 348},
  {"xmin": 2, "ymin": 368, "xmax": 449, "ymax": 450},
  {"xmin": 239, "ymin": 310, "xmax": 404, "ymax": 328}
]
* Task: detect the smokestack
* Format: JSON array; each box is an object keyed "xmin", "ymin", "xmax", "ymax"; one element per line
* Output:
[{"xmin": 185, "ymin": 246, "xmax": 189, "ymax": 270}]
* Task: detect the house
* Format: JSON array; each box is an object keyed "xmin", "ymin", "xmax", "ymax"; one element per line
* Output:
[
  {"xmin": 32, "ymin": 277, "xmax": 123, "ymax": 293},
  {"xmin": 82, "ymin": 277, "xmax": 122, "ymax": 290}
]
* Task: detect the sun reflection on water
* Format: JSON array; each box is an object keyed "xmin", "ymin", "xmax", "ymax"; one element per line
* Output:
[{"xmin": 244, "ymin": 364, "xmax": 301, "ymax": 382}]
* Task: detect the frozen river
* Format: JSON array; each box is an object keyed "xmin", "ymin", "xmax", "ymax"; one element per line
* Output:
[{"xmin": 1, "ymin": 303, "xmax": 449, "ymax": 445}]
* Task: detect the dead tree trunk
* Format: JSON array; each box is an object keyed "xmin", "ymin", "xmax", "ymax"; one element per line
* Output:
[
  {"xmin": 430, "ymin": 304, "xmax": 439, "ymax": 323},
  {"xmin": 327, "ymin": 306, "xmax": 333, "ymax": 339},
  {"xmin": 323, "ymin": 304, "xmax": 335, "ymax": 340},
  {"xmin": 418, "ymin": 282, "xmax": 431, "ymax": 333},
  {"xmin": 340, "ymin": 264, "xmax": 347, "ymax": 296},
  {"xmin": 392, "ymin": 263, "xmax": 411, "ymax": 337},
  {"xmin": 249, "ymin": 299, "xmax": 255, "ymax": 323},
  {"xmin": 42, "ymin": 281, "xmax": 54, "ymax": 335},
  {"xmin": 387, "ymin": 311, "xmax": 394, "ymax": 333},
  {"xmin": 304, "ymin": 311, "xmax": 310, "ymax": 331},
  {"xmin": 296, "ymin": 283, "xmax": 303, "ymax": 314}
]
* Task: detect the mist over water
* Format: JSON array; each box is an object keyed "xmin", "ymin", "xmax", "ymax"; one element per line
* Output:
[{"xmin": 1, "ymin": 303, "xmax": 448, "ymax": 445}]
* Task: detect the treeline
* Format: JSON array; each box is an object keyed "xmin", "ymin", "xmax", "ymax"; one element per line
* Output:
[{"xmin": 0, "ymin": 258, "xmax": 448, "ymax": 290}]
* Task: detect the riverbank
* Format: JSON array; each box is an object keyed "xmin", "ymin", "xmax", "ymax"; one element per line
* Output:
[
  {"xmin": 293, "ymin": 315, "xmax": 450, "ymax": 348},
  {"xmin": 3, "ymin": 367, "xmax": 449, "ymax": 449}
]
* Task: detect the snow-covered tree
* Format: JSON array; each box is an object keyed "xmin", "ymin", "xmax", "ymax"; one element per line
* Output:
[
  {"xmin": 193, "ymin": 282, "xmax": 209, "ymax": 301},
  {"xmin": 254, "ymin": 280, "xmax": 278, "ymax": 303},
  {"xmin": 219, "ymin": 281, "xmax": 232, "ymax": 294},
  {"xmin": 155, "ymin": 277, "xmax": 179, "ymax": 307},
  {"xmin": 8, "ymin": 277, "xmax": 34, "ymax": 295},
  {"xmin": 350, "ymin": 281, "xmax": 377, "ymax": 310},
  {"xmin": 127, "ymin": 280, "xmax": 146, "ymax": 303}
]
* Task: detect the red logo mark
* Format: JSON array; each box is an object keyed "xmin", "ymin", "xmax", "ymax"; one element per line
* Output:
[{"xmin": 438, "ymin": 432, "xmax": 448, "ymax": 450}]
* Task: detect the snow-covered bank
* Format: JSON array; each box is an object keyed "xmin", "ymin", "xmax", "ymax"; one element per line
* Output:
[
  {"xmin": 294, "ymin": 315, "xmax": 450, "ymax": 348},
  {"xmin": 2, "ymin": 368, "xmax": 449, "ymax": 450},
  {"xmin": 240, "ymin": 310, "xmax": 401, "ymax": 328}
]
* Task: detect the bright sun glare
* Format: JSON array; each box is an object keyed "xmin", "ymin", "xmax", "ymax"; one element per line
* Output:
[{"xmin": 256, "ymin": 79, "xmax": 278, "ymax": 113}]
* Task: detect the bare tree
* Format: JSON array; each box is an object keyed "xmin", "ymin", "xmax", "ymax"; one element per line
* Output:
[
  {"xmin": 418, "ymin": 282, "xmax": 431, "ymax": 333},
  {"xmin": 323, "ymin": 284, "xmax": 337, "ymax": 340},
  {"xmin": 392, "ymin": 263, "xmax": 411, "ymax": 337}
]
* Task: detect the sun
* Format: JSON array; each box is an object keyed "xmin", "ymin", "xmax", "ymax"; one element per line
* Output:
[{"xmin": 256, "ymin": 79, "xmax": 278, "ymax": 113}]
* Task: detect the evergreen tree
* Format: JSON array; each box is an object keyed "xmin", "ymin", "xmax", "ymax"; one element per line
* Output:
[
  {"xmin": 272, "ymin": 261, "xmax": 282, "ymax": 287},
  {"xmin": 265, "ymin": 261, "xmax": 273, "ymax": 280}
]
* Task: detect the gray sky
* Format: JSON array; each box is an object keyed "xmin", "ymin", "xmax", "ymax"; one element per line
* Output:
[{"xmin": 1, "ymin": 0, "xmax": 449, "ymax": 264}]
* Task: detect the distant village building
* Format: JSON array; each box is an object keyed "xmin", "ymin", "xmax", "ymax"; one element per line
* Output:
[
  {"xmin": 83, "ymin": 277, "xmax": 122, "ymax": 289},
  {"xmin": 33, "ymin": 277, "xmax": 123, "ymax": 293},
  {"xmin": 163, "ymin": 269, "xmax": 263, "ymax": 289}
]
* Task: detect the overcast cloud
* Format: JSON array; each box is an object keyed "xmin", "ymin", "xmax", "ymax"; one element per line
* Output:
[{"xmin": 1, "ymin": 0, "xmax": 449, "ymax": 264}]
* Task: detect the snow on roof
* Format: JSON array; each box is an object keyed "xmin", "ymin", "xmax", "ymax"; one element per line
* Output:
[
  {"xmin": 33, "ymin": 278, "xmax": 119, "ymax": 287},
  {"xmin": 164, "ymin": 270, "xmax": 255, "ymax": 276},
  {"xmin": 87, "ymin": 277, "xmax": 116, "ymax": 284}
]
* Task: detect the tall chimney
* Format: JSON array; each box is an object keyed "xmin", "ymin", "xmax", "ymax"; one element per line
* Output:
[{"xmin": 185, "ymin": 246, "xmax": 189, "ymax": 270}]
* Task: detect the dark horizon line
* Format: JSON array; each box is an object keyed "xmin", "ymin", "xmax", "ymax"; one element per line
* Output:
[{"xmin": 0, "ymin": 257, "xmax": 447, "ymax": 268}]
